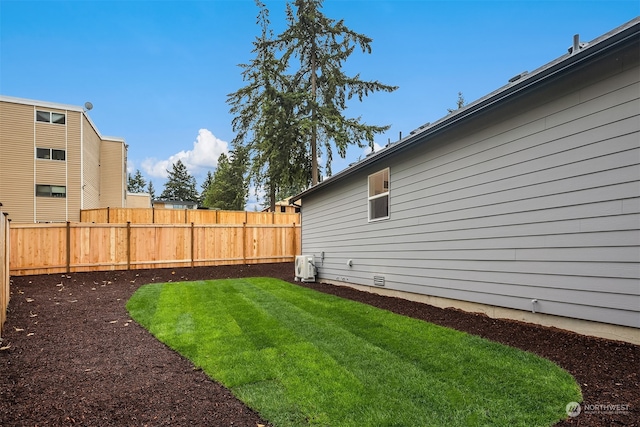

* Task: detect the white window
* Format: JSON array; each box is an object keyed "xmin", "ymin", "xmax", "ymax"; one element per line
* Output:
[
  {"xmin": 36, "ymin": 148, "xmax": 66, "ymax": 161},
  {"xmin": 36, "ymin": 184, "xmax": 66, "ymax": 198},
  {"xmin": 36, "ymin": 110, "xmax": 66, "ymax": 125},
  {"xmin": 368, "ymin": 168, "xmax": 389, "ymax": 221}
]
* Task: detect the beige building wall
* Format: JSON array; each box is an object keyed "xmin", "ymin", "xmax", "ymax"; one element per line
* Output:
[
  {"xmin": 34, "ymin": 106, "xmax": 68, "ymax": 222},
  {"xmin": 126, "ymin": 193, "xmax": 151, "ymax": 208},
  {"xmin": 66, "ymin": 111, "xmax": 82, "ymax": 219},
  {"xmin": 99, "ymin": 138, "xmax": 127, "ymax": 208},
  {"xmin": 0, "ymin": 96, "xmax": 127, "ymax": 223},
  {"xmin": 82, "ymin": 114, "xmax": 102, "ymax": 210},
  {"xmin": 0, "ymin": 102, "xmax": 34, "ymax": 223}
]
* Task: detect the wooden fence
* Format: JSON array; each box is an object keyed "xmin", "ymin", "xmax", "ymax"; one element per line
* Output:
[
  {"xmin": 1, "ymin": 204, "xmax": 9, "ymax": 337},
  {"xmin": 9, "ymin": 222, "xmax": 301, "ymax": 276},
  {"xmin": 80, "ymin": 208, "xmax": 300, "ymax": 225}
]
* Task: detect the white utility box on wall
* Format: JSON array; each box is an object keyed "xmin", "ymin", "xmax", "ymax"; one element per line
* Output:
[{"xmin": 294, "ymin": 255, "xmax": 316, "ymax": 282}]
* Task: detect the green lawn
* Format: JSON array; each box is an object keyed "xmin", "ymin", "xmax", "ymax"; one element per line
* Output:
[{"xmin": 127, "ymin": 277, "xmax": 581, "ymax": 427}]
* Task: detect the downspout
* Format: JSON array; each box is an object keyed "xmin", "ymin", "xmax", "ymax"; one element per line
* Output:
[
  {"xmin": 33, "ymin": 106, "xmax": 36, "ymax": 223},
  {"xmin": 123, "ymin": 143, "xmax": 127, "ymax": 207},
  {"xmin": 65, "ymin": 109, "xmax": 69, "ymax": 221},
  {"xmin": 80, "ymin": 112, "xmax": 84, "ymax": 210}
]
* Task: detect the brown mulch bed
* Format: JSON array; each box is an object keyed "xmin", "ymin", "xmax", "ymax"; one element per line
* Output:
[{"xmin": 0, "ymin": 263, "xmax": 637, "ymax": 426}]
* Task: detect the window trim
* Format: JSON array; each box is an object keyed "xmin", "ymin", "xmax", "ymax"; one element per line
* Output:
[
  {"xmin": 368, "ymin": 168, "xmax": 390, "ymax": 222},
  {"xmin": 35, "ymin": 110, "xmax": 66, "ymax": 125},
  {"xmin": 36, "ymin": 147, "xmax": 66, "ymax": 161},
  {"xmin": 35, "ymin": 184, "xmax": 67, "ymax": 198}
]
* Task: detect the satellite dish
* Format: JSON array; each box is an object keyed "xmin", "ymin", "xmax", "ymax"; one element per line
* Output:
[{"xmin": 84, "ymin": 102, "xmax": 93, "ymax": 111}]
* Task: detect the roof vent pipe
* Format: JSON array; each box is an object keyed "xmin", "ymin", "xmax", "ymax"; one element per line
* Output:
[{"xmin": 568, "ymin": 34, "xmax": 588, "ymax": 54}]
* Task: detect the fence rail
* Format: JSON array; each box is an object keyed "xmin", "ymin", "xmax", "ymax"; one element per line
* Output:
[
  {"xmin": 10, "ymin": 222, "xmax": 301, "ymax": 276},
  {"xmin": 80, "ymin": 208, "xmax": 300, "ymax": 225}
]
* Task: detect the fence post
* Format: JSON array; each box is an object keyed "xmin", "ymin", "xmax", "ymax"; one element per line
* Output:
[
  {"xmin": 66, "ymin": 221, "xmax": 71, "ymax": 274},
  {"xmin": 152, "ymin": 207, "xmax": 155, "ymax": 224},
  {"xmin": 126, "ymin": 221, "xmax": 131, "ymax": 270},
  {"xmin": 190, "ymin": 222, "xmax": 195, "ymax": 268},
  {"xmin": 242, "ymin": 222, "xmax": 246, "ymax": 264},
  {"xmin": 292, "ymin": 222, "xmax": 296, "ymax": 260},
  {"xmin": 1, "ymin": 210, "xmax": 9, "ymax": 338}
]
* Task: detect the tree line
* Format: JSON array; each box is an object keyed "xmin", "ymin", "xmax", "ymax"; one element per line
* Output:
[{"xmin": 127, "ymin": 151, "xmax": 248, "ymax": 211}]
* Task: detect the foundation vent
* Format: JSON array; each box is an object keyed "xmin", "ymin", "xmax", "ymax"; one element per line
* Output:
[{"xmin": 373, "ymin": 276, "xmax": 385, "ymax": 287}]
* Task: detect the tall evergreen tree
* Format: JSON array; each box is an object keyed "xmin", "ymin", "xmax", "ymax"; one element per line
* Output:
[
  {"xmin": 199, "ymin": 170, "xmax": 214, "ymax": 205},
  {"xmin": 203, "ymin": 147, "xmax": 249, "ymax": 210},
  {"xmin": 127, "ymin": 169, "xmax": 147, "ymax": 193},
  {"xmin": 159, "ymin": 160, "xmax": 198, "ymax": 202},
  {"xmin": 147, "ymin": 181, "xmax": 156, "ymax": 200},
  {"xmin": 278, "ymin": 0, "xmax": 398, "ymax": 184},
  {"xmin": 228, "ymin": 1, "xmax": 309, "ymax": 211}
]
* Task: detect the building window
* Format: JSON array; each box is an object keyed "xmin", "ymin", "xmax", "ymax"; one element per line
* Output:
[
  {"xmin": 36, "ymin": 110, "xmax": 66, "ymax": 125},
  {"xmin": 36, "ymin": 184, "xmax": 66, "ymax": 198},
  {"xmin": 280, "ymin": 206, "xmax": 286, "ymax": 213},
  {"xmin": 36, "ymin": 148, "xmax": 66, "ymax": 161},
  {"xmin": 368, "ymin": 168, "xmax": 389, "ymax": 221}
]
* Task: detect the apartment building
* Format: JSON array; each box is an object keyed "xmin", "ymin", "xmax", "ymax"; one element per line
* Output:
[{"xmin": 0, "ymin": 96, "xmax": 127, "ymax": 223}]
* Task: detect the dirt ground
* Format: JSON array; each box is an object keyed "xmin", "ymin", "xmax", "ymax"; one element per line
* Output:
[{"xmin": 0, "ymin": 263, "xmax": 637, "ymax": 426}]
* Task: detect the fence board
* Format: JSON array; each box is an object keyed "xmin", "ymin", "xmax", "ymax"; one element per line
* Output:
[
  {"xmin": 193, "ymin": 225, "xmax": 245, "ymax": 266},
  {"xmin": 80, "ymin": 208, "xmax": 300, "ymax": 225},
  {"xmin": 9, "ymin": 222, "xmax": 301, "ymax": 276},
  {"xmin": 10, "ymin": 224, "xmax": 68, "ymax": 274},
  {"xmin": 152, "ymin": 209, "xmax": 187, "ymax": 224},
  {"xmin": 69, "ymin": 223, "xmax": 129, "ymax": 272},
  {"xmin": 80, "ymin": 208, "xmax": 108, "ymax": 223}
]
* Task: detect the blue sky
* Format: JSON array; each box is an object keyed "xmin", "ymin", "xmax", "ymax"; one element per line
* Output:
[{"xmin": 1, "ymin": 0, "xmax": 638, "ymax": 209}]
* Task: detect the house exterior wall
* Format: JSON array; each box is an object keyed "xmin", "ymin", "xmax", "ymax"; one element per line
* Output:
[
  {"xmin": 0, "ymin": 96, "xmax": 127, "ymax": 222},
  {"xmin": 300, "ymin": 38, "xmax": 639, "ymax": 329}
]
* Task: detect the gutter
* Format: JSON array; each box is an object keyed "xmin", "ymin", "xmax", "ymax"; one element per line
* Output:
[{"xmin": 291, "ymin": 17, "xmax": 639, "ymax": 203}]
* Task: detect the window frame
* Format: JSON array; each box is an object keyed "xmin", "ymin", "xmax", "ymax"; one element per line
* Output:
[
  {"xmin": 367, "ymin": 168, "xmax": 390, "ymax": 222},
  {"xmin": 35, "ymin": 184, "xmax": 67, "ymax": 198},
  {"xmin": 36, "ymin": 147, "xmax": 66, "ymax": 161},
  {"xmin": 35, "ymin": 110, "xmax": 66, "ymax": 125}
]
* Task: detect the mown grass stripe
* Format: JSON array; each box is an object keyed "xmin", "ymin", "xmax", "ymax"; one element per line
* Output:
[{"xmin": 127, "ymin": 277, "xmax": 581, "ymax": 427}]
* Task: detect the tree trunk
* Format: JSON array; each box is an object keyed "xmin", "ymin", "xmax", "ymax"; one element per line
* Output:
[
  {"xmin": 269, "ymin": 183, "xmax": 276, "ymax": 212},
  {"xmin": 310, "ymin": 43, "xmax": 318, "ymax": 186}
]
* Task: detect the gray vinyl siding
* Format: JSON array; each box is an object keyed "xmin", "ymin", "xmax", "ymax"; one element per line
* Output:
[{"xmin": 301, "ymin": 59, "xmax": 639, "ymax": 328}]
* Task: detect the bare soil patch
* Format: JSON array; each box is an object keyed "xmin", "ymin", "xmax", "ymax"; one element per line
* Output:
[{"xmin": 1, "ymin": 263, "xmax": 637, "ymax": 426}]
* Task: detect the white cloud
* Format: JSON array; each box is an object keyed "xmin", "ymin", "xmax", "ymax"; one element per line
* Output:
[{"xmin": 141, "ymin": 129, "xmax": 229, "ymax": 179}]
